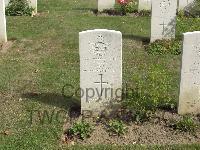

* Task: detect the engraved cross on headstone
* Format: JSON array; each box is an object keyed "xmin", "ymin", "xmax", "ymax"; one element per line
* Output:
[
  {"xmin": 160, "ymin": 21, "xmax": 168, "ymax": 36},
  {"xmin": 94, "ymin": 74, "xmax": 108, "ymax": 97}
]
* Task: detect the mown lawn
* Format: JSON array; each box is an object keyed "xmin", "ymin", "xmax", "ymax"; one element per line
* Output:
[{"xmin": 0, "ymin": 0, "xmax": 200, "ymax": 149}]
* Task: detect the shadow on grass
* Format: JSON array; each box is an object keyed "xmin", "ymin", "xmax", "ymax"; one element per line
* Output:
[
  {"xmin": 123, "ymin": 34, "xmax": 150, "ymax": 44},
  {"xmin": 72, "ymin": 7, "xmax": 98, "ymax": 14},
  {"xmin": 22, "ymin": 92, "xmax": 81, "ymax": 118}
]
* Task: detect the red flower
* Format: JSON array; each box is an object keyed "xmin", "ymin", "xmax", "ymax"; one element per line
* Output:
[{"xmin": 118, "ymin": 0, "xmax": 128, "ymax": 5}]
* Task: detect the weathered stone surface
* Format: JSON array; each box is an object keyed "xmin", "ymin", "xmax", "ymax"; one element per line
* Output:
[
  {"xmin": 79, "ymin": 29, "xmax": 122, "ymax": 116},
  {"xmin": 138, "ymin": 0, "xmax": 151, "ymax": 11},
  {"xmin": 5, "ymin": 0, "xmax": 10, "ymax": 7},
  {"xmin": 150, "ymin": 0, "xmax": 177, "ymax": 42},
  {"xmin": 0, "ymin": 0, "xmax": 7, "ymax": 43},
  {"xmin": 98, "ymin": 0, "xmax": 115, "ymax": 12},
  {"xmin": 179, "ymin": 31, "xmax": 200, "ymax": 115}
]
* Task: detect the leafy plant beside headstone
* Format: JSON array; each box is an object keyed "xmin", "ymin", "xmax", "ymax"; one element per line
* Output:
[
  {"xmin": 102, "ymin": 0, "xmax": 150, "ymax": 16},
  {"xmin": 6, "ymin": 0, "xmax": 34, "ymax": 16},
  {"xmin": 113, "ymin": 0, "xmax": 137, "ymax": 15},
  {"xmin": 146, "ymin": 39, "xmax": 181, "ymax": 55},
  {"xmin": 68, "ymin": 121, "xmax": 93, "ymax": 140},
  {"xmin": 107, "ymin": 119, "xmax": 127, "ymax": 136},
  {"xmin": 169, "ymin": 116, "xmax": 198, "ymax": 133}
]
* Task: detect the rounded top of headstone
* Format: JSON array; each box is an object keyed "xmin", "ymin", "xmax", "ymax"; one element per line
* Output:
[
  {"xmin": 183, "ymin": 31, "xmax": 200, "ymax": 36},
  {"xmin": 79, "ymin": 29, "xmax": 122, "ymax": 35}
]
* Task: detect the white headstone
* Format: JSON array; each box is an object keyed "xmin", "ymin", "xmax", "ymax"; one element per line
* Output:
[
  {"xmin": 179, "ymin": 31, "xmax": 200, "ymax": 115},
  {"xmin": 28, "ymin": 0, "xmax": 37, "ymax": 13},
  {"xmin": 79, "ymin": 29, "xmax": 122, "ymax": 116},
  {"xmin": 138, "ymin": 0, "xmax": 152, "ymax": 11},
  {"xmin": 178, "ymin": 0, "xmax": 195, "ymax": 10},
  {"xmin": 98, "ymin": 0, "xmax": 115, "ymax": 12},
  {"xmin": 150, "ymin": 0, "xmax": 177, "ymax": 42},
  {"xmin": 0, "ymin": 0, "xmax": 7, "ymax": 43}
]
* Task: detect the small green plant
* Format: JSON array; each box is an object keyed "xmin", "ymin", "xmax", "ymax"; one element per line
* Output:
[
  {"xmin": 170, "ymin": 116, "xmax": 198, "ymax": 133},
  {"xmin": 108, "ymin": 120, "xmax": 127, "ymax": 136},
  {"xmin": 68, "ymin": 122, "xmax": 93, "ymax": 140},
  {"xmin": 6, "ymin": 0, "xmax": 34, "ymax": 16},
  {"xmin": 125, "ymin": 1, "xmax": 137, "ymax": 13},
  {"xmin": 123, "ymin": 90, "xmax": 156, "ymax": 122},
  {"xmin": 178, "ymin": 10, "xmax": 186, "ymax": 19},
  {"xmin": 146, "ymin": 39, "xmax": 181, "ymax": 55}
]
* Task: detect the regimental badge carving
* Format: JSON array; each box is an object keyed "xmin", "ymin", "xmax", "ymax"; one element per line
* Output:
[
  {"xmin": 160, "ymin": 0, "xmax": 171, "ymax": 14},
  {"xmin": 89, "ymin": 35, "xmax": 110, "ymax": 56}
]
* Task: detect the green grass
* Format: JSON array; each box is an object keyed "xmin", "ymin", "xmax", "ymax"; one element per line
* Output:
[{"xmin": 0, "ymin": 0, "xmax": 200, "ymax": 149}]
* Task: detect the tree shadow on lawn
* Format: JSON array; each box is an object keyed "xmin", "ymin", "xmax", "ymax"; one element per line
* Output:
[
  {"xmin": 22, "ymin": 92, "xmax": 81, "ymax": 118},
  {"xmin": 123, "ymin": 34, "xmax": 150, "ymax": 45}
]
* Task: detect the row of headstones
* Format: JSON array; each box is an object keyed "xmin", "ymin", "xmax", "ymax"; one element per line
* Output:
[
  {"xmin": 99, "ymin": 0, "xmax": 191, "ymax": 42},
  {"xmin": 0, "ymin": 0, "xmax": 176, "ymax": 43},
  {"xmin": 98, "ymin": 0, "xmax": 195, "ymax": 11},
  {"xmin": 0, "ymin": 0, "xmax": 37, "ymax": 43},
  {"xmin": 0, "ymin": 0, "xmax": 199, "ymax": 115},
  {"xmin": 82, "ymin": 0, "xmax": 199, "ymax": 115},
  {"xmin": 80, "ymin": 29, "xmax": 200, "ymax": 116},
  {"xmin": 138, "ymin": 0, "xmax": 195, "ymax": 11}
]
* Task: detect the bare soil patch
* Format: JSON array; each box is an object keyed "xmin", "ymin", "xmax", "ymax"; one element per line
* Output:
[
  {"xmin": 62, "ymin": 110, "xmax": 200, "ymax": 145},
  {"xmin": 0, "ymin": 41, "xmax": 14, "ymax": 53}
]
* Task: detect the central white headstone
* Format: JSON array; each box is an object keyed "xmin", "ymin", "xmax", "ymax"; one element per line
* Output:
[
  {"xmin": 150, "ymin": 0, "xmax": 177, "ymax": 42},
  {"xmin": 0, "ymin": 0, "xmax": 7, "ymax": 43},
  {"xmin": 79, "ymin": 29, "xmax": 122, "ymax": 116},
  {"xmin": 179, "ymin": 31, "xmax": 200, "ymax": 115},
  {"xmin": 138, "ymin": 0, "xmax": 152, "ymax": 11},
  {"xmin": 178, "ymin": 0, "xmax": 195, "ymax": 10},
  {"xmin": 98, "ymin": 0, "xmax": 115, "ymax": 12}
]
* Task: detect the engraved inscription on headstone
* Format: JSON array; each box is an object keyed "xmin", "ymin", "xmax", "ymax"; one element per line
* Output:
[
  {"xmin": 138, "ymin": 0, "xmax": 151, "ymax": 11},
  {"xmin": 98, "ymin": 0, "xmax": 115, "ymax": 12},
  {"xmin": 179, "ymin": 31, "xmax": 200, "ymax": 115},
  {"xmin": 0, "ymin": 0, "xmax": 7, "ymax": 43},
  {"xmin": 151, "ymin": 0, "xmax": 177, "ymax": 42},
  {"xmin": 79, "ymin": 29, "xmax": 122, "ymax": 116}
]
